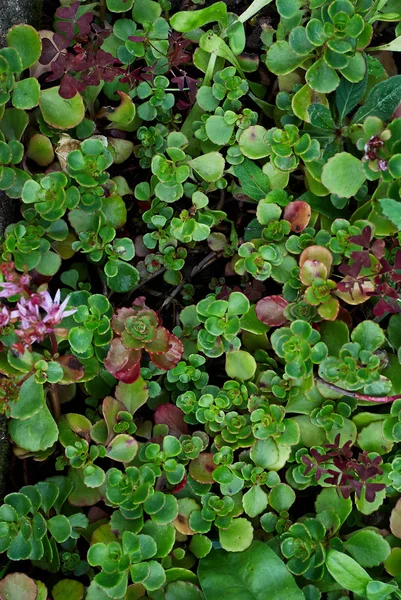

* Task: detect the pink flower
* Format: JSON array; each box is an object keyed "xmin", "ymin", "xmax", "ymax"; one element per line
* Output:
[
  {"xmin": 10, "ymin": 290, "xmax": 76, "ymax": 348},
  {"xmin": 40, "ymin": 290, "xmax": 77, "ymax": 325},
  {"xmin": 0, "ymin": 268, "xmax": 31, "ymax": 299},
  {"xmin": 0, "ymin": 306, "xmax": 10, "ymax": 327},
  {"xmin": 0, "ymin": 281, "xmax": 24, "ymax": 298}
]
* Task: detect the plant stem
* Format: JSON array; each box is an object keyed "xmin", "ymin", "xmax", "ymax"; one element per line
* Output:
[
  {"xmin": 160, "ymin": 280, "xmax": 186, "ymax": 311},
  {"xmin": 48, "ymin": 384, "xmax": 61, "ymax": 420},
  {"xmin": 316, "ymin": 377, "xmax": 401, "ymax": 404},
  {"xmin": 128, "ymin": 268, "xmax": 166, "ymax": 297},
  {"xmin": 50, "ymin": 332, "xmax": 58, "ymax": 356}
]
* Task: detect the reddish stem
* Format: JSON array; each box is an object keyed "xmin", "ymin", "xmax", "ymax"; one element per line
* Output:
[{"xmin": 316, "ymin": 377, "xmax": 401, "ymax": 404}]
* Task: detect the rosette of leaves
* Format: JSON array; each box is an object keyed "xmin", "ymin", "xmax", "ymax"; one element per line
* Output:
[
  {"xmin": 234, "ymin": 240, "xmax": 290, "ymax": 281},
  {"xmin": 267, "ymin": 0, "xmax": 371, "ymax": 93},
  {"xmin": 319, "ymin": 320, "xmax": 391, "ymax": 395},
  {"xmin": 271, "ymin": 320, "xmax": 328, "ymax": 379},
  {"xmin": 310, "ymin": 399, "xmax": 353, "ymax": 432},
  {"xmin": 87, "ymin": 531, "xmax": 166, "ymax": 597},
  {"xmin": 196, "ymin": 291, "xmax": 250, "ymax": 357},
  {"xmin": 198, "ymin": 66, "xmax": 249, "ymax": 113},
  {"xmin": 67, "ymin": 292, "xmax": 113, "ymax": 361},
  {"xmin": 67, "ymin": 138, "xmax": 113, "ymax": 187},
  {"xmin": 280, "ymin": 518, "xmax": 327, "ymax": 580},
  {"xmin": 0, "ymin": 480, "xmax": 86, "ymax": 564},
  {"xmin": 188, "ymin": 492, "xmax": 237, "ymax": 534},
  {"xmin": 133, "ymin": 76, "xmax": 175, "ymax": 122},
  {"xmin": 166, "ymin": 354, "xmax": 208, "ymax": 393},
  {"xmin": 21, "ymin": 172, "xmax": 79, "ymax": 222},
  {"xmin": 2, "ymin": 221, "xmax": 65, "ymax": 276},
  {"xmin": 136, "ymin": 124, "xmax": 168, "ymax": 168},
  {"xmin": 299, "ymin": 245, "xmax": 340, "ymax": 320},
  {"xmin": 104, "ymin": 296, "xmax": 184, "ymax": 383},
  {"xmin": 113, "ymin": 15, "xmax": 169, "ymax": 71},
  {"xmin": 249, "ymin": 400, "xmax": 300, "ymax": 445},
  {"xmin": 138, "ymin": 436, "xmax": 186, "ymax": 485},
  {"xmin": 170, "ymin": 191, "xmax": 226, "ymax": 244},
  {"xmin": 329, "ymin": 218, "xmax": 371, "ymax": 259},
  {"xmin": 213, "ymin": 410, "xmax": 254, "ymax": 449}
]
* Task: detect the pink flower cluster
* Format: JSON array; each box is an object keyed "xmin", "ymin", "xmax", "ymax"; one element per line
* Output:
[
  {"xmin": 0, "ymin": 290, "xmax": 77, "ymax": 348},
  {"xmin": 0, "ymin": 263, "xmax": 31, "ymax": 300}
]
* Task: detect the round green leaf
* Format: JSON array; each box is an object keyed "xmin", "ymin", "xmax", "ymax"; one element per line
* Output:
[
  {"xmin": 321, "ymin": 152, "xmax": 366, "ymax": 198},
  {"xmin": 106, "ymin": 261, "xmax": 140, "ymax": 292},
  {"xmin": 219, "ymin": 518, "xmax": 253, "ymax": 552},
  {"xmin": 12, "ymin": 78, "xmax": 40, "ymax": 110},
  {"xmin": 7, "ymin": 24, "xmax": 41, "ymax": 70},
  {"xmin": 225, "ymin": 350, "xmax": 256, "ymax": 380},
  {"xmin": 39, "ymin": 87, "xmax": 85, "ymax": 130},
  {"xmin": 199, "ymin": 541, "xmax": 304, "ymax": 599}
]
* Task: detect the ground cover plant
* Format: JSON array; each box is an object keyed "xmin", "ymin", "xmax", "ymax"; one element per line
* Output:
[{"xmin": 1, "ymin": 0, "xmax": 401, "ymax": 598}]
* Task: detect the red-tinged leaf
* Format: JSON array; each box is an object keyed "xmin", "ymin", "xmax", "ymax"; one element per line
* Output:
[
  {"xmin": 189, "ymin": 453, "xmax": 216, "ymax": 483},
  {"xmin": 255, "ymin": 295, "xmax": 288, "ymax": 327},
  {"xmin": 104, "ymin": 338, "xmax": 141, "ymax": 384},
  {"xmin": 145, "ymin": 326, "xmax": 170, "ymax": 354},
  {"xmin": 150, "ymin": 333, "xmax": 184, "ymax": 370},
  {"xmin": 283, "ymin": 201, "xmax": 311, "ymax": 232},
  {"xmin": 154, "ymin": 404, "xmax": 188, "ymax": 437},
  {"xmin": 171, "ymin": 474, "xmax": 187, "ymax": 493},
  {"xmin": 57, "ymin": 354, "xmax": 84, "ymax": 383}
]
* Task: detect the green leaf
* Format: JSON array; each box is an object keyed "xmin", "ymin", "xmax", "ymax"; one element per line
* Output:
[
  {"xmin": 379, "ymin": 198, "xmax": 401, "ymax": 229},
  {"xmin": 368, "ymin": 35, "xmax": 401, "ymax": 52},
  {"xmin": 170, "ymin": 2, "xmax": 227, "ymax": 32},
  {"xmin": 189, "ymin": 152, "xmax": 225, "ymax": 183},
  {"xmin": 52, "ymin": 579, "xmax": 85, "ymax": 600},
  {"xmin": 352, "ymin": 75, "xmax": 401, "ymax": 123},
  {"xmin": 106, "ymin": 0, "xmax": 135, "ymax": 12},
  {"xmin": 198, "ymin": 541, "xmax": 304, "ymax": 600},
  {"xmin": 39, "ymin": 87, "xmax": 85, "ymax": 130},
  {"xmin": 336, "ymin": 72, "xmax": 368, "ymax": 123},
  {"xmin": 205, "ymin": 116, "xmax": 234, "ymax": 146},
  {"xmin": 69, "ymin": 327, "xmax": 93, "ymax": 354},
  {"xmin": 266, "ymin": 41, "xmax": 306, "ymax": 75},
  {"xmin": 7, "ymin": 25, "xmax": 41, "ymax": 70},
  {"xmin": 321, "ymin": 152, "xmax": 366, "ymax": 198},
  {"xmin": 225, "ymin": 351, "xmax": 256, "ymax": 380},
  {"xmin": 233, "ymin": 159, "xmax": 270, "ymax": 201},
  {"xmin": 47, "ymin": 515, "xmax": 72, "ymax": 544},
  {"xmin": 9, "ymin": 404, "xmax": 58, "ymax": 452},
  {"xmin": 115, "ymin": 376, "xmax": 149, "ymax": 414},
  {"xmin": 165, "ymin": 581, "xmax": 203, "ymax": 600},
  {"xmin": 238, "ymin": 126, "xmax": 270, "ymax": 160},
  {"xmin": 351, "ymin": 320, "xmax": 385, "ymax": 352},
  {"xmin": 306, "ymin": 58, "xmax": 340, "ymax": 93},
  {"xmin": 326, "ymin": 550, "xmax": 371, "ymax": 596},
  {"xmin": 242, "ymin": 486, "xmax": 268, "ymax": 517},
  {"xmin": 10, "ymin": 375, "xmax": 43, "ymax": 420},
  {"xmin": 219, "ymin": 518, "xmax": 253, "ymax": 552},
  {"xmin": 344, "ymin": 529, "xmax": 391, "ymax": 567},
  {"xmin": 106, "ymin": 434, "xmax": 138, "ymax": 462},
  {"xmin": 107, "ymin": 260, "xmax": 139, "ymax": 292},
  {"xmin": 12, "ymin": 78, "xmax": 41, "ymax": 110}
]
